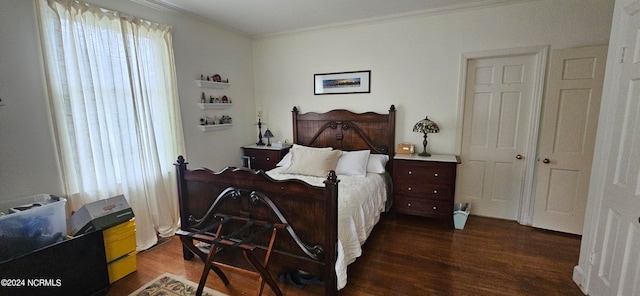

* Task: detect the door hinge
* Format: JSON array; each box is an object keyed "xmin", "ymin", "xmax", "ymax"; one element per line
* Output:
[{"xmin": 619, "ymin": 47, "xmax": 627, "ymax": 63}]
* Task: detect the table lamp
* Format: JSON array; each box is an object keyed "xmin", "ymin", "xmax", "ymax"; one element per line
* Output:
[
  {"xmin": 264, "ymin": 129, "xmax": 274, "ymax": 147},
  {"xmin": 412, "ymin": 116, "xmax": 440, "ymax": 156},
  {"xmin": 255, "ymin": 118, "xmax": 265, "ymax": 146}
]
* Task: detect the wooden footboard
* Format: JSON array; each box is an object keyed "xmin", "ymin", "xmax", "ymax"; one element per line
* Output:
[{"xmin": 175, "ymin": 156, "xmax": 339, "ymax": 295}]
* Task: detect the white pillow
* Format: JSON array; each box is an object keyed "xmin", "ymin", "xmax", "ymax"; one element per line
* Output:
[
  {"xmin": 276, "ymin": 153, "xmax": 292, "ymax": 168},
  {"xmin": 335, "ymin": 150, "xmax": 370, "ymax": 177},
  {"xmin": 367, "ymin": 154, "xmax": 389, "ymax": 174},
  {"xmin": 276, "ymin": 144, "xmax": 332, "ymax": 169},
  {"xmin": 285, "ymin": 149, "xmax": 342, "ymax": 177}
]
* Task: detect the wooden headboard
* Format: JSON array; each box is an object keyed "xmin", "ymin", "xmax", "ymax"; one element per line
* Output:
[{"xmin": 292, "ymin": 105, "xmax": 396, "ymax": 162}]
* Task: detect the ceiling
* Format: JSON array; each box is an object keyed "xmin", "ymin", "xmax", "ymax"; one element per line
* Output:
[{"xmin": 133, "ymin": 0, "xmax": 529, "ymax": 37}]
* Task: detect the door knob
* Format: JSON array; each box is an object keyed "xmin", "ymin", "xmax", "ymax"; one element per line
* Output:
[
  {"xmin": 543, "ymin": 158, "xmax": 550, "ymax": 164},
  {"xmin": 516, "ymin": 154, "xmax": 523, "ymax": 160}
]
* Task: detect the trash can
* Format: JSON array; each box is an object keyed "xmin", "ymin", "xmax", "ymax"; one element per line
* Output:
[{"xmin": 453, "ymin": 202, "xmax": 470, "ymax": 230}]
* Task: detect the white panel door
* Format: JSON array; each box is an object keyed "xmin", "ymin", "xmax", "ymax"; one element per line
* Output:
[
  {"xmin": 587, "ymin": 1, "xmax": 640, "ymax": 295},
  {"xmin": 458, "ymin": 55, "xmax": 535, "ymax": 220},
  {"xmin": 532, "ymin": 45, "xmax": 607, "ymax": 235}
]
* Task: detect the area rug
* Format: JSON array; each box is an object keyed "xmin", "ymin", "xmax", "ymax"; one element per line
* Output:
[{"xmin": 128, "ymin": 273, "xmax": 228, "ymax": 296}]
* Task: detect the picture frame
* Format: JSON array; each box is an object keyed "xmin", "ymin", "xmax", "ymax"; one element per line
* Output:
[{"xmin": 314, "ymin": 70, "xmax": 371, "ymax": 95}]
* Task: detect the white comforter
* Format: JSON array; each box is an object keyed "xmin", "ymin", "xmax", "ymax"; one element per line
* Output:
[{"xmin": 266, "ymin": 167, "xmax": 388, "ymax": 290}]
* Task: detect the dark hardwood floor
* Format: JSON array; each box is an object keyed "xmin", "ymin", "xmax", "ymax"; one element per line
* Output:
[{"xmin": 106, "ymin": 213, "xmax": 584, "ymax": 296}]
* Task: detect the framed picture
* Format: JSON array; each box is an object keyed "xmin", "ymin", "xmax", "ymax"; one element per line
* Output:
[{"xmin": 314, "ymin": 70, "xmax": 371, "ymax": 95}]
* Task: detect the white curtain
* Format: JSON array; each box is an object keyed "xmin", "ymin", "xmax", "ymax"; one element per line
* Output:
[{"xmin": 37, "ymin": 0, "xmax": 185, "ymax": 250}]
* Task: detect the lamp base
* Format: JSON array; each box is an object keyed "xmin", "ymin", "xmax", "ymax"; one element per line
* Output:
[{"xmin": 419, "ymin": 133, "xmax": 431, "ymax": 157}]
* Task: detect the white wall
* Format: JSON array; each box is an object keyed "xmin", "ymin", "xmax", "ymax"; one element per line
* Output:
[
  {"xmin": 0, "ymin": 0, "xmax": 63, "ymax": 200},
  {"xmin": 0, "ymin": 0, "xmax": 614, "ymax": 203},
  {"xmin": 252, "ymin": 0, "xmax": 614, "ymax": 155},
  {"xmin": 0, "ymin": 0, "xmax": 255, "ymax": 202}
]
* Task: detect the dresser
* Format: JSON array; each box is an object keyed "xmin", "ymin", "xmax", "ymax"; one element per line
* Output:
[
  {"xmin": 242, "ymin": 144, "xmax": 291, "ymax": 171},
  {"xmin": 393, "ymin": 154, "xmax": 460, "ymax": 223}
]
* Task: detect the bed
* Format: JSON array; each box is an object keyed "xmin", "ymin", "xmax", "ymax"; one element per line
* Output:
[{"xmin": 175, "ymin": 105, "xmax": 396, "ymax": 295}]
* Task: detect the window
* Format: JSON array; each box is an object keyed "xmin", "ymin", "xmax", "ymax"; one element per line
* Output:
[{"xmin": 38, "ymin": 0, "xmax": 185, "ymax": 250}]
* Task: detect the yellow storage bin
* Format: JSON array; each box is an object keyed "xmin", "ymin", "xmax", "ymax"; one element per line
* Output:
[
  {"xmin": 107, "ymin": 251, "xmax": 137, "ymax": 283},
  {"xmin": 103, "ymin": 219, "xmax": 136, "ymax": 262}
]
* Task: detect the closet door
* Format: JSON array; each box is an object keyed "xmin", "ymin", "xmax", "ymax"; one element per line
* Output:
[
  {"xmin": 458, "ymin": 54, "xmax": 536, "ymax": 220},
  {"xmin": 532, "ymin": 45, "xmax": 607, "ymax": 235}
]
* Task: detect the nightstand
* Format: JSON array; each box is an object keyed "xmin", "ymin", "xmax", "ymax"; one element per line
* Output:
[
  {"xmin": 393, "ymin": 154, "xmax": 460, "ymax": 224},
  {"xmin": 242, "ymin": 144, "xmax": 290, "ymax": 171}
]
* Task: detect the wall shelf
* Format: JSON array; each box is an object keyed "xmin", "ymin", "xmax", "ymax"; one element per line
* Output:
[
  {"xmin": 198, "ymin": 103, "xmax": 232, "ymax": 110},
  {"xmin": 195, "ymin": 80, "xmax": 230, "ymax": 89},
  {"xmin": 199, "ymin": 123, "xmax": 232, "ymax": 131}
]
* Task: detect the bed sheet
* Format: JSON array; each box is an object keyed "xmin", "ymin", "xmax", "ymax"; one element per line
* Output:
[{"xmin": 266, "ymin": 167, "xmax": 388, "ymax": 290}]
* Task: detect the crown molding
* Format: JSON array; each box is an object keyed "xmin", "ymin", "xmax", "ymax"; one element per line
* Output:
[
  {"xmin": 129, "ymin": 0, "xmax": 251, "ymax": 37},
  {"xmin": 131, "ymin": 0, "xmax": 539, "ymax": 40},
  {"xmin": 253, "ymin": 0, "xmax": 538, "ymax": 39}
]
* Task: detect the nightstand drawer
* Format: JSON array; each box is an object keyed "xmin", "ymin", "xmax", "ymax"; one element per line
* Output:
[
  {"xmin": 245, "ymin": 149, "xmax": 279, "ymax": 169},
  {"xmin": 394, "ymin": 160, "xmax": 455, "ymax": 185},
  {"xmin": 242, "ymin": 145, "xmax": 290, "ymax": 171},
  {"xmin": 394, "ymin": 196, "xmax": 452, "ymax": 218},
  {"xmin": 393, "ymin": 182, "xmax": 453, "ymax": 200}
]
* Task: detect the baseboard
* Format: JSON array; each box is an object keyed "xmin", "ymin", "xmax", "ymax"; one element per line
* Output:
[
  {"xmin": 572, "ymin": 265, "xmax": 588, "ymax": 295},
  {"xmin": 145, "ymin": 236, "xmax": 172, "ymax": 251}
]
